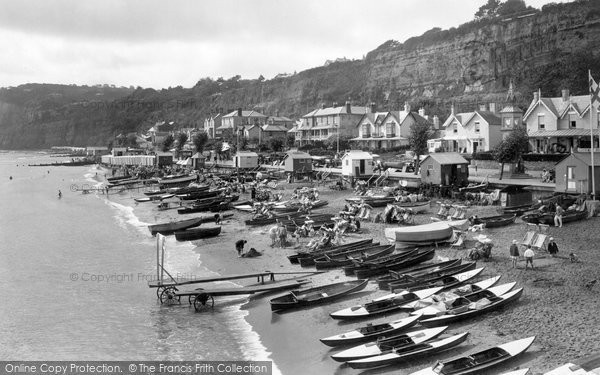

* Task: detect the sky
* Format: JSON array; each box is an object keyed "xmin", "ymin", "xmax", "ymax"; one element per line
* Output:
[{"xmin": 0, "ymin": 0, "xmax": 569, "ymax": 89}]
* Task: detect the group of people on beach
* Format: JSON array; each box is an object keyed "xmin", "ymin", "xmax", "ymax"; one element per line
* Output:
[{"xmin": 509, "ymin": 237, "xmax": 560, "ymax": 270}]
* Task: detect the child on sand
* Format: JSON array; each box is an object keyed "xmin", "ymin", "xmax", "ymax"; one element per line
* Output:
[
  {"xmin": 509, "ymin": 240, "xmax": 519, "ymax": 268},
  {"xmin": 235, "ymin": 239, "xmax": 247, "ymax": 257}
]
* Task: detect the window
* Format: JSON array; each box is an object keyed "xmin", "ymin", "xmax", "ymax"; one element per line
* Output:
[
  {"xmin": 453, "ymin": 124, "xmax": 458, "ymax": 133},
  {"xmin": 538, "ymin": 115, "xmax": 545, "ymax": 129},
  {"xmin": 386, "ymin": 122, "xmax": 394, "ymax": 136},
  {"xmin": 570, "ymin": 113, "xmax": 577, "ymax": 128},
  {"xmin": 474, "ymin": 121, "xmax": 480, "ymax": 133},
  {"xmin": 362, "ymin": 124, "xmax": 370, "ymax": 137},
  {"xmin": 567, "ymin": 166, "xmax": 577, "ymax": 190},
  {"xmin": 345, "ymin": 160, "xmax": 349, "ymax": 166}
]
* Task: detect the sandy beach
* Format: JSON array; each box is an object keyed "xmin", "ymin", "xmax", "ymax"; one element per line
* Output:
[{"xmin": 189, "ymin": 182, "xmax": 600, "ymax": 375}]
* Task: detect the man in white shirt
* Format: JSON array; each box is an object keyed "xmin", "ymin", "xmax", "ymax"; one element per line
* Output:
[{"xmin": 524, "ymin": 246, "xmax": 535, "ymax": 270}]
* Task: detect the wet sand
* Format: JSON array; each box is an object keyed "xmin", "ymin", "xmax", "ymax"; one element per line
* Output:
[{"xmin": 193, "ymin": 183, "xmax": 600, "ymax": 375}]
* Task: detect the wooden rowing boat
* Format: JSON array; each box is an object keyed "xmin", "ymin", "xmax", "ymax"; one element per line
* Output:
[
  {"xmin": 270, "ymin": 279, "xmax": 368, "ymax": 311},
  {"xmin": 393, "ymin": 200, "xmax": 432, "ymax": 213},
  {"xmin": 148, "ymin": 217, "xmax": 203, "ymax": 236},
  {"xmin": 376, "ymin": 259, "xmax": 462, "ymax": 290},
  {"xmin": 329, "ymin": 286, "xmax": 443, "ymax": 320},
  {"xmin": 469, "ymin": 213, "xmax": 516, "ymax": 228},
  {"xmin": 387, "ymin": 262, "xmax": 478, "ymax": 293},
  {"xmin": 385, "ymin": 219, "xmax": 469, "ymax": 243},
  {"xmin": 538, "ymin": 209, "xmax": 587, "ymax": 225},
  {"xmin": 347, "ymin": 332, "xmax": 470, "ymax": 369},
  {"xmin": 411, "ymin": 282, "xmax": 516, "ymax": 317},
  {"xmin": 174, "ymin": 226, "xmax": 221, "ymax": 241},
  {"xmin": 409, "ymin": 336, "xmax": 536, "ymax": 375},
  {"xmin": 346, "ymin": 196, "xmax": 396, "ymax": 207},
  {"xmin": 496, "ymin": 203, "xmax": 535, "ymax": 216},
  {"xmin": 418, "ymin": 287, "xmax": 524, "ymax": 327},
  {"xmin": 319, "ymin": 315, "xmax": 420, "ymax": 347},
  {"xmin": 402, "ymin": 275, "xmax": 502, "ymax": 310},
  {"xmin": 313, "ymin": 244, "xmax": 395, "ymax": 270},
  {"xmin": 330, "ymin": 326, "xmax": 448, "ymax": 362},
  {"xmin": 294, "ymin": 240, "xmax": 376, "ymax": 267},
  {"xmin": 343, "ymin": 248, "xmax": 419, "ymax": 276},
  {"xmin": 353, "ymin": 248, "xmax": 436, "ymax": 279}
]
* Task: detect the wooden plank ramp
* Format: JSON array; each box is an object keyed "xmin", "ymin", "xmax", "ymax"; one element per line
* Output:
[{"xmin": 148, "ymin": 270, "xmax": 323, "ymax": 288}]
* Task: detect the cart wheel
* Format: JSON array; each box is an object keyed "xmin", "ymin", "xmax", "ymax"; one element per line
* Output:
[
  {"xmin": 194, "ymin": 293, "xmax": 214, "ymax": 312},
  {"xmin": 159, "ymin": 287, "xmax": 180, "ymax": 305},
  {"xmin": 156, "ymin": 287, "xmax": 165, "ymax": 299}
]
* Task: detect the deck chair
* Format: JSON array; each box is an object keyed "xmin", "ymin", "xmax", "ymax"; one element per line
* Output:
[
  {"xmin": 521, "ymin": 231, "xmax": 536, "ymax": 247},
  {"xmin": 538, "ymin": 224, "xmax": 550, "ymax": 234},
  {"xmin": 531, "ymin": 233, "xmax": 547, "ymax": 251},
  {"xmin": 450, "ymin": 231, "xmax": 466, "ymax": 248}
]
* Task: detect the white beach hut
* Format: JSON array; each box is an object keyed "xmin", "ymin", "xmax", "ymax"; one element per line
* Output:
[{"xmin": 341, "ymin": 150, "xmax": 373, "ymax": 177}]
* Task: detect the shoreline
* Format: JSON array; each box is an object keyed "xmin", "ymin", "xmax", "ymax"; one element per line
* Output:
[{"xmin": 113, "ymin": 175, "xmax": 600, "ymax": 375}]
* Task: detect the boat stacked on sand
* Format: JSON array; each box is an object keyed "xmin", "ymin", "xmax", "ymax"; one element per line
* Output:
[
  {"xmin": 270, "ymin": 279, "xmax": 368, "ymax": 312},
  {"xmin": 408, "ymin": 336, "xmax": 535, "ymax": 374},
  {"xmin": 346, "ymin": 195, "xmax": 396, "ymax": 207},
  {"xmin": 329, "ymin": 286, "xmax": 443, "ymax": 320},
  {"xmin": 386, "ymin": 263, "xmax": 480, "ymax": 293},
  {"xmin": 345, "ymin": 332, "xmax": 470, "ymax": 369},
  {"xmin": 468, "ymin": 213, "xmax": 517, "ymax": 228},
  {"xmin": 287, "ymin": 239, "xmax": 374, "ymax": 266},
  {"xmin": 174, "ymin": 226, "xmax": 222, "ymax": 241},
  {"xmin": 352, "ymin": 248, "xmax": 437, "ymax": 279},
  {"xmin": 377, "ymin": 259, "xmax": 463, "ymax": 290},
  {"xmin": 313, "ymin": 244, "xmax": 395, "ymax": 270},
  {"xmin": 330, "ymin": 327, "xmax": 450, "ymax": 363},
  {"xmin": 385, "ymin": 219, "xmax": 469, "ymax": 248},
  {"xmin": 319, "ymin": 315, "xmax": 421, "ymax": 347}
]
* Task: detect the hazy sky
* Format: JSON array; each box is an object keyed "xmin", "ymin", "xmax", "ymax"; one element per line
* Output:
[{"xmin": 0, "ymin": 0, "xmax": 568, "ymax": 89}]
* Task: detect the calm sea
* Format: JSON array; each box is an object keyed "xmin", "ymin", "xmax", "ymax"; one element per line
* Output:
[{"xmin": 0, "ymin": 151, "xmax": 274, "ymax": 366}]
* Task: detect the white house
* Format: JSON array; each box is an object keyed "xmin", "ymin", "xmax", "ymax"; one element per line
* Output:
[
  {"xmin": 430, "ymin": 106, "xmax": 501, "ymax": 153},
  {"xmin": 341, "ymin": 150, "xmax": 373, "ymax": 177},
  {"xmin": 234, "ymin": 151, "xmax": 259, "ymax": 169},
  {"xmin": 523, "ymin": 89, "xmax": 600, "ymax": 153}
]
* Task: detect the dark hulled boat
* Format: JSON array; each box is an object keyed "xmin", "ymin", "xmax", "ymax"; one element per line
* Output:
[{"xmin": 174, "ymin": 226, "xmax": 222, "ymax": 241}]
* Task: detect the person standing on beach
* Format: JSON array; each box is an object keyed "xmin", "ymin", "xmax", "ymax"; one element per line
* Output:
[
  {"xmin": 547, "ymin": 237, "xmax": 559, "ymax": 256},
  {"xmin": 58, "ymin": 190, "xmax": 62, "ymax": 199},
  {"xmin": 524, "ymin": 245, "xmax": 535, "ymax": 270},
  {"xmin": 554, "ymin": 205, "xmax": 564, "ymax": 227},
  {"xmin": 235, "ymin": 239, "xmax": 247, "ymax": 257},
  {"xmin": 509, "ymin": 240, "xmax": 519, "ymax": 268}
]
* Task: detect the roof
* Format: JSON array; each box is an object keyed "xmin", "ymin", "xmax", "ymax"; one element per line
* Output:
[
  {"xmin": 222, "ymin": 110, "xmax": 267, "ymax": 118},
  {"xmin": 191, "ymin": 152, "xmax": 205, "ymax": 159},
  {"xmin": 341, "ymin": 150, "xmax": 373, "ymax": 160},
  {"xmin": 302, "ymin": 105, "xmax": 367, "ymax": 118},
  {"xmin": 287, "ymin": 126, "xmax": 299, "ymax": 133},
  {"xmin": 499, "ymin": 104, "xmax": 523, "ymax": 114},
  {"xmin": 216, "ymin": 123, "xmax": 234, "ymax": 130},
  {"xmin": 556, "ymin": 152, "xmax": 600, "ymax": 167},
  {"xmin": 285, "ymin": 150, "xmax": 311, "ymax": 159},
  {"xmin": 476, "ymin": 111, "xmax": 501, "ymax": 125},
  {"xmin": 528, "ymin": 129, "xmax": 595, "ymax": 138},
  {"xmin": 421, "ymin": 153, "xmax": 469, "ymax": 165},
  {"xmin": 268, "ymin": 116, "xmax": 293, "ymax": 122},
  {"xmin": 235, "ymin": 151, "xmax": 259, "ymax": 157},
  {"xmin": 524, "ymin": 94, "xmax": 592, "ymax": 121},
  {"xmin": 443, "ymin": 111, "xmax": 500, "ymax": 128},
  {"xmin": 262, "ymin": 124, "xmax": 289, "ymax": 132}
]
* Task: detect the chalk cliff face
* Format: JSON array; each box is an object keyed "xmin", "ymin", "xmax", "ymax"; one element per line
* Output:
[{"xmin": 1, "ymin": 1, "xmax": 600, "ymax": 149}]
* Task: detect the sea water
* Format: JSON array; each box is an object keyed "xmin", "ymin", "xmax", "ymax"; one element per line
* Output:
[{"xmin": 0, "ymin": 151, "xmax": 275, "ymax": 368}]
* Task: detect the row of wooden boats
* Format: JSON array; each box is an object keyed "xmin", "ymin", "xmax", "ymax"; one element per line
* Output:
[
  {"xmin": 522, "ymin": 208, "xmax": 587, "ymax": 225},
  {"xmin": 177, "ymin": 195, "xmax": 239, "ymax": 214},
  {"xmin": 147, "ymin": 214, "xmax": 233, "ymax": 236},
  {"xmin": 346, "ymin": 196, "xmax": 432, "ymax": 211}
]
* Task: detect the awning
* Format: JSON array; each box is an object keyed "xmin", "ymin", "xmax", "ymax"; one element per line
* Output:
[{"xmin": 528, "ymin": 129, "xmax": 595, "ymax": 138}]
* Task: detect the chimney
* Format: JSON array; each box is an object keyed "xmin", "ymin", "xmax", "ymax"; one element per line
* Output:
[
  {"xmin": 370, "ymin": 102, "xmax": 377, "ymax": 113},
  {"xmin": 489, "ymin": 102, "xmax": 496, "ymax": 113},
  {"xmin": 345, "ymin": 100, "xmax": 351, "ymax": 114},
  {"xmin": 237, "ymin": 108, "xmax": 243, "ymax": 117},
  {"xmin": 533, "ymin": 91, "xmax": 539, "ymax": 102},
  {"xmin": 321, "ymin": 103, "xmax": 326, "ymax": 109},
  {"xmin": 404, "ymin": 101, "xmax": 411, "ymax": 113},
  {"xmin": 433, "ymin": 115, "xmax": 440, "ymax": 129},
  {"xmin": 451, "ymin": 103, "xmax": 455, "ymax": 115},
  {"xmin": 418, "ymin": 107, "xmax": 425, "ymax": 117},
  {"xmin": 562, "ymin": 89, "xmax": 569, "ymax": 102}
]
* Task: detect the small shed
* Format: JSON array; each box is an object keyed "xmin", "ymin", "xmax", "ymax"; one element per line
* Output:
[
  {"xmin": 554, "ymin": 153, "xmax": 600, "ymax": 196},
  {"xmin": 283, "ymin": 150, "xmax": 313, "ymax": 173},
  {"xmin": 498, "ymin": 185, "xmax": 533, "ymax": 207},
  {"xmin": 155, "ymin": 152, "xmax": 174, "ymax": 167},
  {"xmin": 191, "ymin": 152, "xmax": 206, "ymax": 170},
  {"xmin": 341, "ymin": 150, "xmax": 374, "ymax": 177},
  {"xmin": 420, "ymin": 152, "xmax": 469, "ymax": 186},
  {"xmin": 234, "ymin": 151, "xmax": 259, "ymax": 169}
]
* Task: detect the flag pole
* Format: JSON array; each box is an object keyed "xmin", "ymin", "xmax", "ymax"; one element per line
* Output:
[{"xmin": 590, "ymin": 70, "xmax": 597, "ymax": 200}]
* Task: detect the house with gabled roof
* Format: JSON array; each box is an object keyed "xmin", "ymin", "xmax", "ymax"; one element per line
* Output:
[
  {"xmin": 430, "ymin": 105, "xmax": 501, "ymax": 154},
  {"xmin": 352, "ymin": 103, "xmax": 434, "ymax": 150},
  {"xmin": 523, "ymin": 89, "xmax": 599, "ymax": 153},
  {"xmin": 295, "ymin": 101, "xmax": 365, "ymax": 146},
  {"xmin": 204, "ymin": 113, "xmax": 222, "ymax": 138}
]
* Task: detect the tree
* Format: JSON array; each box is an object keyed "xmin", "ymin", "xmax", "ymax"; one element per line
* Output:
[
  {"xmin": 497, "ymin": 0, "xmax": 530, "ymax": 17},
  {"xmin": 407, "ymin": 120, "xmax": 433, "ymax": 175},
  {"xmin": 269, "ymin": 137, "xmax": 284, "ymax": 152},
  {"xmin": 162, "ymin": 134, "xmax": 174, "ymax": 152},
  {"xmin": 175, "ymin": 132, "xmax": 188, "ymax": 152},
  {"xmin": 286, "ymin": 134, "xmax": 296, "ymax": 148},
  {"xmin": 193, "ymin": 133, "xmax": 208, "ymax": 153},
  {"xmin": 126, "ymin": 134, "xmax": 138, "ymax": 148},
  {"xmin": 492, "ymin": 126, "xmax": 529, "ymax": 180},
  {"xmin": 475, "ymin": 0, "xmax": 501, "ymax": 19}
]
